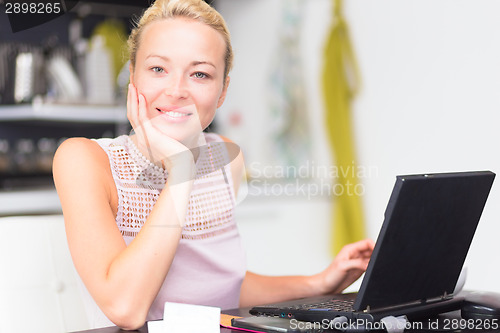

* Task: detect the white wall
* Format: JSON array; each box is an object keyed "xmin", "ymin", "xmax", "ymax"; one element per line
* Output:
[{"xmin": 218, "ymin": 0, "xmax": 500, "ymax": 293}]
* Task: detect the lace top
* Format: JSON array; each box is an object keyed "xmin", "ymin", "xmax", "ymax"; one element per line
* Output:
[{"xmin": 79, "ymin": 133, "xmax": 246, "ymax": 328}]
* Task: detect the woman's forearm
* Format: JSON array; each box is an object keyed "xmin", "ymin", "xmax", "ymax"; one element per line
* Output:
[
  {"xmin": 238, "ymin": 240, "xmax": 374, "ymax": 309},
  {"xmin": 239, "ymin": 271, "xmax": 323, "ymax": 308},
  {"xmin": 103, "ymin": 182, "xmax": 192, "ymax": 321}
]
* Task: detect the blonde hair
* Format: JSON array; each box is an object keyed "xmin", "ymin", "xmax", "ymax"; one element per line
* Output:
[{"xmin": 128, "ymin": 0, "xmax": 233, "ymax": 82}]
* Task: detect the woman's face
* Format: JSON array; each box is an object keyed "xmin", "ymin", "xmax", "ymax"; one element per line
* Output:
[{"xmin": 130, "ymin": 17, "xmax": 229, "ymax": 144}]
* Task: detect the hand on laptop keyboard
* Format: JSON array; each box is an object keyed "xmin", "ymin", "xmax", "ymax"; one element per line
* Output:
[{"xmin": 313, "ymin": 239, "xmax": 374, "ymax": 295}]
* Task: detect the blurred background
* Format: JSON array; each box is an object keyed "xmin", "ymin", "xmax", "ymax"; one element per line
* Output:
[
  {"xmin": 217, "ymin": 0, "xmax": 500, "ymax": 294},
  {"xmin": 1, "ymin": 0, "xmax": 500, "ymax": 332}
]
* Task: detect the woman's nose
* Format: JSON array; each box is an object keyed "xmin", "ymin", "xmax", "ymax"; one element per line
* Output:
[{"xmin": 164, "ymin": 74, "xmax": 188, "ymax": 99}]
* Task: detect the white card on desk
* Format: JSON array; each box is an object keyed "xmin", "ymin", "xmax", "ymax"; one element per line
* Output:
[
  {"xmin": 160, "ymin": 302, "xmax": 221, "ymax": 333},
  {"xmin": 147, "ymin": 320, "xmax": 165, "ymax": 333}
]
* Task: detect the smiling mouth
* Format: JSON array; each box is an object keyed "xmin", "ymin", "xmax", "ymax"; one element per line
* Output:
[{"xmin": 156, "ymin": 108, "xmax": 193, "ymax": 118}]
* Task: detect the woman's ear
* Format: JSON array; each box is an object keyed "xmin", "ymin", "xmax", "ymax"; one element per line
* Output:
[
  {"xmin": 217, "ymin": 76, "xmax": 230, "ymax": 108},
  {"xmin": 129, "ymin": 62, "xmax": 134, "ymax": 84}
]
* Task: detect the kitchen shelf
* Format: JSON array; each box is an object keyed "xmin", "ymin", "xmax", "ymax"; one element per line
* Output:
[{"xmin": 0, "ymin": 103, "xmax": 128, "ymax": 123}]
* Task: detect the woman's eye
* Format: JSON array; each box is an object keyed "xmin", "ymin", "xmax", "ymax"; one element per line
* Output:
[
  {"xmin": 151, "ymin": 66, "xmax": 164, "ymax": 73},
  {"xmin": 193, "ymin": 72, "xmax": 208, "ymax": 79}
]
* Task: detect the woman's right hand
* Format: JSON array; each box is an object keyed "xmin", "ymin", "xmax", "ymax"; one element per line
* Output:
[{"xmin": 127, "ymin": 83, "xmax": 199, "ymax": 175}]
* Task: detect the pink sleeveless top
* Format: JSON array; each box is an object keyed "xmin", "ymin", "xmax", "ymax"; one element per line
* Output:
[{"xmin": 79, "ymin": 133, "xmax": 246, "ymax": 328}]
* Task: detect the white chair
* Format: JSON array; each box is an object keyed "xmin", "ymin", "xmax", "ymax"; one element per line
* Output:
[{"xmin": 0, "ymin": 215, "xmax": 89, "ymax": 333}]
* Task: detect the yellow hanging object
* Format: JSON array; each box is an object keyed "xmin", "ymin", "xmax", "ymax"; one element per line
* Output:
[
  {"xmin": 91, "ymin": 19, "xmax": 129, "ymax": 81},
  {"xmin": 322, "ymin": 0, "xmax": 365, "ymax": 255}
]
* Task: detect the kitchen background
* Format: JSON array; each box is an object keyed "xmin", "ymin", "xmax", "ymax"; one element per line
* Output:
[
  {"xmin": 218, "ymin": 0, "xmax": 500, "ymax": 293},
  {"xmin": 1, "ymin": 0, "xmax": 500, "ymax": 332}
]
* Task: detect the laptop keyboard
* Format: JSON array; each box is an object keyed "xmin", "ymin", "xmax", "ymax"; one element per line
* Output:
[{"xmin": 283, "ymin": 299, "xmax": 355, "ymax": 312}]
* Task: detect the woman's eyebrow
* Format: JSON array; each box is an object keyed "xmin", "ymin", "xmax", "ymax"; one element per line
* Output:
[
  {"xmin": 145, "ymin": 55, "xmax": 216, "ymax": 69},
  {"xmin": 191, "ymin": 60, "xmax": 216, "ymax": 69},
  {"xmin": 146, "ymin": 54, "xmax": 170, "ymax": 62}
]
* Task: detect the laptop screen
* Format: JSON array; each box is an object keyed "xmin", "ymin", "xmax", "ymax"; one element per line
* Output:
[{"xmin": 354, "ymin": 171, "xmax": 495, "ymax": 312}]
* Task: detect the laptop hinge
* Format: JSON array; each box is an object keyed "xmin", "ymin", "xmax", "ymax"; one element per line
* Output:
[{"xmin": 363, "ymin": 292, "xmax": 454, "ymax": 313}]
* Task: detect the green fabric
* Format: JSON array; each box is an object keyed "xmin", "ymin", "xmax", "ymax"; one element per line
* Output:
[{"xmin": 322, "ymin": 0, "xmax": 365, "ymax": 254}]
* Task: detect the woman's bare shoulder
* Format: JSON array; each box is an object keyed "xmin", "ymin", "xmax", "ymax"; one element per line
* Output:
[
  {"xmin": 55, "ymin": 137, "xmax": 104, "ymax": 157},
  {"xmin": 53, "ymin": 137, "xmax": 108, "ymax": 169},
  {"xmin": 52, "ymin": 137, "xmax": 113, "ymax": 189}
]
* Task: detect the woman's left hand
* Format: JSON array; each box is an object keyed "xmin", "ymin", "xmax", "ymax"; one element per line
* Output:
[{"xmin": 313, "ymin": 239, "xmax": 375, "ymax": 295}]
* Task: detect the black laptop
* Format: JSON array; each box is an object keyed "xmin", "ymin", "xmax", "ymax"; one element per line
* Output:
[{"xmin": 250, "ymin": 171, "xmax": 495, "ymax": 325}]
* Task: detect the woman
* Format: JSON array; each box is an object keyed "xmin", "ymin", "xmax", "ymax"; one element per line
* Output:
[{"xmin": 53, "ymin": 0, "xmax": 374, "ymax": 330}]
